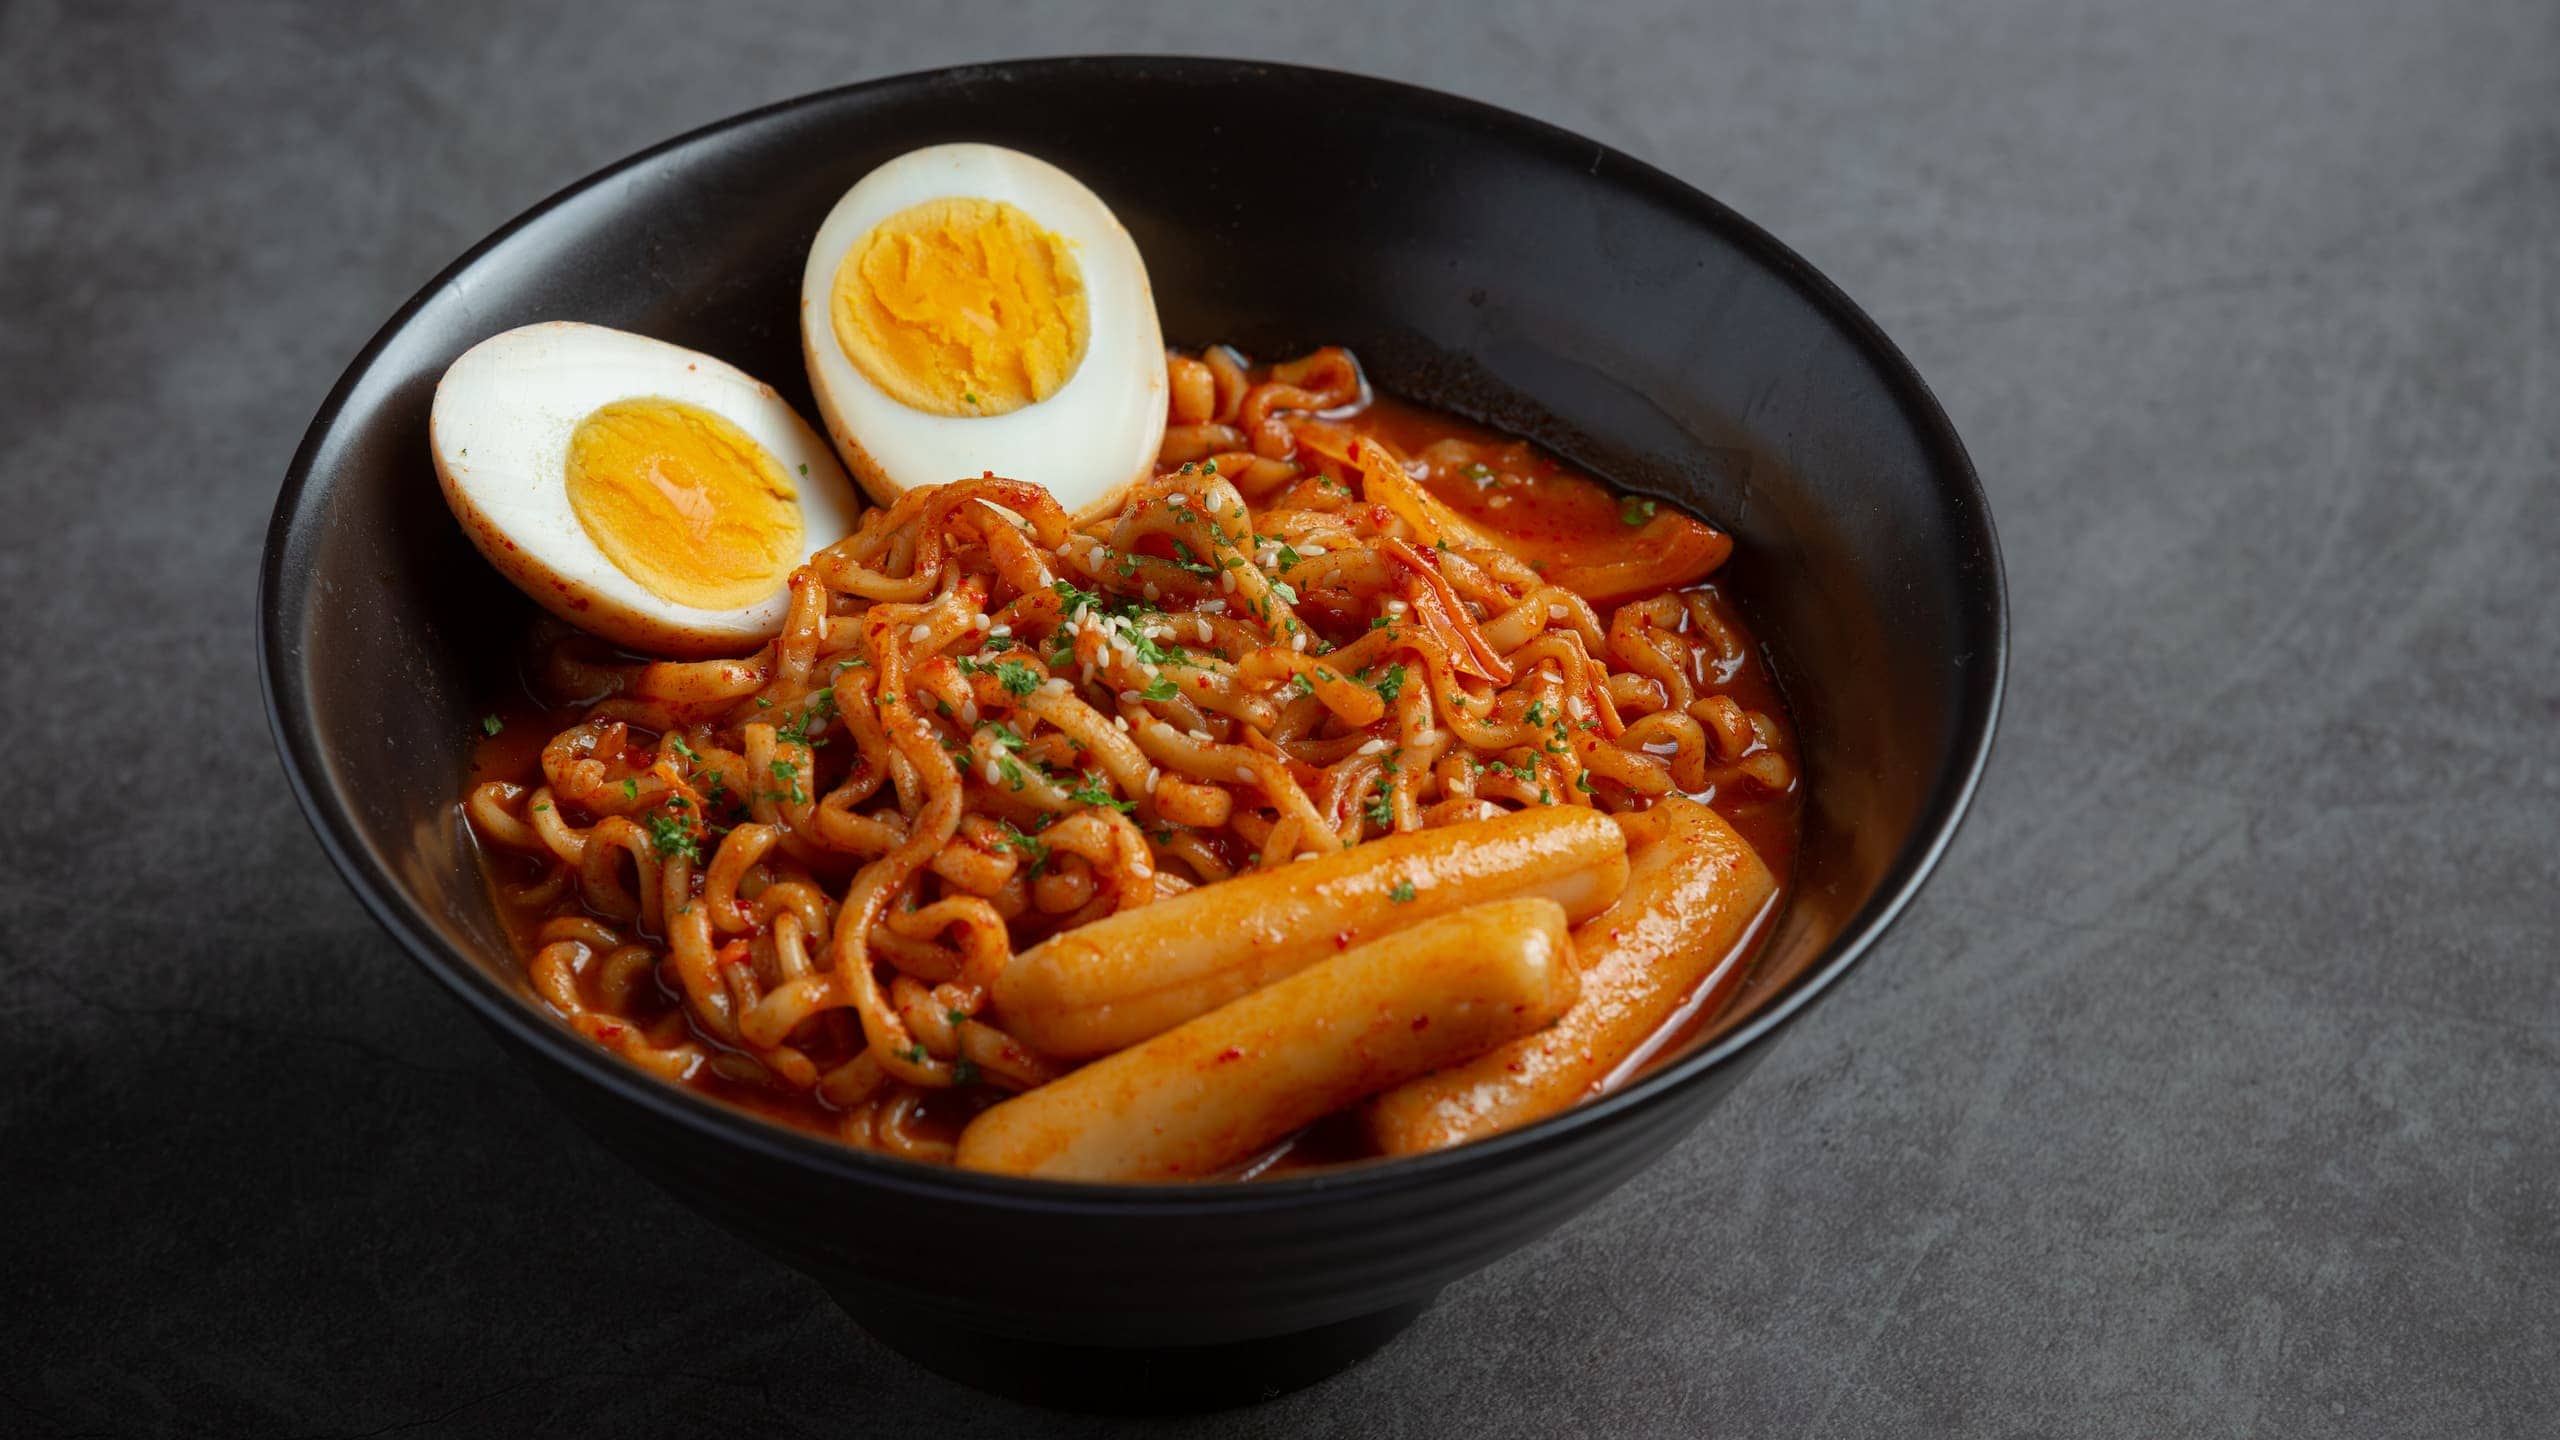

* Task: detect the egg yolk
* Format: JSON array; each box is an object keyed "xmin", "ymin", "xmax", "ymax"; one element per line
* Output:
[
  {"xmin": 831, "ymin": 197, "xmax": 1089, "ymax": 417},
  {"xmin": 563, "ymin": 398, "xmax": 803, "ymax": 611}
]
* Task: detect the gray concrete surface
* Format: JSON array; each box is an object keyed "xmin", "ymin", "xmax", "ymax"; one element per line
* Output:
[{"xmin": 3, "ymin": 1, "xmax": 2554, "ymax": 1435}]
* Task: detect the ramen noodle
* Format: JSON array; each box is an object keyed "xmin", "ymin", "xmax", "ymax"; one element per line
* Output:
[{"xmin": 464, "ymin": 346, "xmax": 1799, "ymax": 1179}]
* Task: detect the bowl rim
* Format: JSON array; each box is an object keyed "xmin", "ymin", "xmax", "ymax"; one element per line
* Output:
[{"xmin": 258, "ymin": 54, "xmax": 2006, "ymax": 1214}]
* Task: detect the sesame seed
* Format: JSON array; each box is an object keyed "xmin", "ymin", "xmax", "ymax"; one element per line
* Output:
[
  {"xmin": 1168, "ymin": 492, "xmax": 1190, "ymax": 506},
  {"xmin": 1143, "ymin": 583, "xmax": 1161, "ymax": 602},
  {"xmin": 972, "ymin": 614, "xmax": 991, "ymax": 631},
  {"xmin": 1114, "ymin": 715, "xmax": 1131, "ymax": 730},
  {"xmin": 1294, "ymin": 851, "xmax": 1319, "ymax": 862},
  {"xmin": 1143, "ymin": 770, "xmax": 1159, "ymax": 794},
  {"xmin": 1118, "ymin": 689, "xmax": 1141, "ymax": 704},
  {"xmin": 959, "ymin": 700, "xmax": 978, "ymax": 725},
  {"xmin": 990, "ymin": 624, "xmax": 1011, "ymax": 637},
  {"xmin": 1200, "ymin": 599, "xmax": 1227, "ymax": 615},
  {"xmin": 1300, "ymin": 543, "xmax": 1326, "ymax": 557},
  {"xmin": 1189, "ymin": 728, "xmax": 1212, "ymax": 742},
  {"xmin": 1290, "ymin": 631, "xmax": 1307, "ymax": 652},
  {"xmin": 1041, "ymin": 678, "xmax": 1071, "ymax": 696},
  {"xmin": 1194, "ymin": 619, "xmax": 1212, "ymax": 643},
  {"xmin": 1219, "ymin": 571, "xmax": 1236, "ymax": 594},
  {"xmin": 908, "ymin": 623, "xmax": 931, "ymax": 642},
  {"xmin": 1234, "ymin": 764, "xmax": 1255, "ymax": 783},
  {"xmin": 1547, "ymin": 603, "xmax": 1569, "ymax": 620},
  {"xmin": 982, "ymin": 760, "xmax": 1000, "ymax": 786},
  {"xmin": 1357, "ymin": 738, "xmax": 1389, "ymax": 756}
]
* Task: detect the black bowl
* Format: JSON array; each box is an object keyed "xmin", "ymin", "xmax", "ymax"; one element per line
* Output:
[{"xmin": 259, "ymin": 57, "xmax": 2003, "ymax": 1412}]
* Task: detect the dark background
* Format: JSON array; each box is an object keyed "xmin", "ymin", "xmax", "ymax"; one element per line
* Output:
[{"xmin": 3, "ymin": 2, "xmax": 2554, "ymax": 1435}]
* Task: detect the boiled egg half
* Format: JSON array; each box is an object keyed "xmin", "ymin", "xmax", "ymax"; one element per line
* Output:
[
  {"xmin": 801, "ymin": 143, "xmax": 1166, "ymax": 518},
  {"xmin": 432, "ymin": 322, "xmax": 863, "ymax": 657}
]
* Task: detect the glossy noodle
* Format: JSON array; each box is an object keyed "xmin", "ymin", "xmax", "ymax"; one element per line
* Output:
[{"xmin": 465, "ymin": 345, "xmax": 1799, "ymax": 1177}]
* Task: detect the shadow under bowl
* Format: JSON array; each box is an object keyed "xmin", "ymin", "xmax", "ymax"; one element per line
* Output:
[{"xmin": 259, "ymin": 56, "xmax": 2004, "ymax": 1413}]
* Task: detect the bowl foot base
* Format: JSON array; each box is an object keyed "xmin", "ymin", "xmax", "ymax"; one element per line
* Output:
[{"xmin": 830, "ymin": 1286, "xmax": 1434, "ymax": 1412}]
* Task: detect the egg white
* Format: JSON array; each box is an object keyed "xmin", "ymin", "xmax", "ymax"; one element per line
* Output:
[
  {"xmin": 432, "ymin": 322, "xmax": 863, "ymax": 657},
  {"xmin": 800, "ymin": 143, "xmax": 1167, "ymax": 520}
]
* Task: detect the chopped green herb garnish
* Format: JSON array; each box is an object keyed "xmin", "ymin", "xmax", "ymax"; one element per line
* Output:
[
  {"xmin": 775, "ymin": 689, "xmax": 836, "ymax": 748},
  {"xmin": 1052, "ymin": 577, "xmax": 1105, "ymax": 617},
  {"xmin": 1373, "ymin": 663, "xmax": 1409, "ymax": 704},
  {"xmin": 644, "ymin": 807, "xmax": 704, "ymax": 864},
  {"xmin": 997, "ymin": 821, "xmax": 1050, "ymax": 877},
  {"xmin": 480, "ymin": 714, "xmax": 504, "ymax": 736},
  {"xmin": 1619, "ymin": 496, "xmax": 1658, "ymax": 526},
  {"xmin": 994, "ymin": 659, "xmax": 1041, "ymax": 696},
  {"xmin": 1388, "ymin": 880, "xmax": 1417, "ymax": 904},
  {"xmin": 622, "ymin": 777, "xmax": 640, "ymax": 802},
  {"xmin": 1365, "ymin": 781, "xmax": 1395, "ymax": 829},
  {"xmin": 952, "ymin": 1055, "xmax": 981, "ymax": 1085},
  {"xmin": 1524, "ymin": 700, "xmax": 1550, "ymax": 726},
  {"xmin": 1139, "ymin": 677, "xmax": 1180, "ymax": 702},
  {"xmin": 1067, "ymin": 772, "xmax": 1138, "ymax": 813}
]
